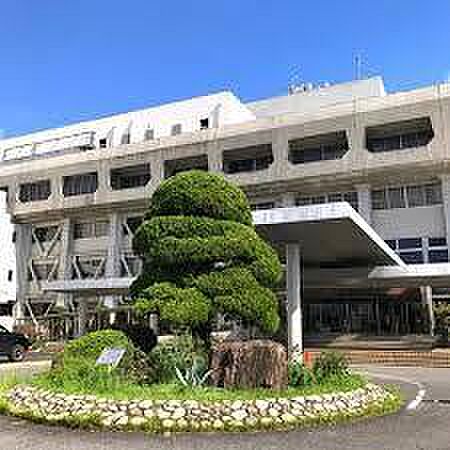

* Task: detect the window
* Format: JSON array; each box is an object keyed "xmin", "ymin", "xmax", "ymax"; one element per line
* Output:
[
  {"xmin": 366, "ymin": 117, "xmax": 434, "ymax": 152},
  {"xmin": 12, "ymin": 231, "xmax": 16, "ymax": 243},
  {"xmin": 123, "ymin": 216, "xmax": 144, "ymax": 236},
  {"xmin": 73, "ymin": 219, "xmax": 109, "ymax": 239},
  {"xmin": 289, "ymin": 131, "xmax": 349, "ymax": 164},
  {"xmin": 144, "ymin": 128, "xmax": 154, "ymax": 141},
  {"xmin": 387, "ymin": 237, "xmax": 424, "ymax": 264},
  {"xmin": 99, "ymin": 138, "xmax": 108, "ymax": 148},
  {"xmin": 19, "ymin": 180, "xmax": 51, "ymax": 203},
  {"xmin": 428, "ymin": 237, "xmax": 449, "ymax": 263},
  {"xmin": 164, "ymin": 155, "xmax": 208, "ymax": 179},
  {"xmin": 223, "ymin": 144, "xmax": 273, "ymax": 174},
  {"xmin": 251, "ymin": 201, "xmax": 275, "ymax": 210},
  {"xmin": 372, "ymin": 182, "xmax": 442, "ymax": 210},
  {"xmin": 110, "ymin": 164, "xmax": 151, "ymax": 190},
  {"xmin": 171, "ymin": 124, "xmax": 182, "ymax": 136},
  {"xmin": 63, "ymin": 172, "xmax": 98, "ymax": 197},
  {"xmin": 33, "ymin": 225, "xmax": 59, "ymax": 242},
  {"xmin": 73, "ymin": 257, "xmax": 105, "ymax": 279},
  {"xmin": 387, "ymin": 187, "xmax": 406, "ymax": 209},
  {"xmin": 295, "ymin": 191, "xmax": 359, "ymax": 211},
  {"xmin": 200, "ymin": 118, "xmax": 209, "ymax": 130},
  {"xmin": 7, "ymin": 270, "xmax": 13, "ymax": 282}
]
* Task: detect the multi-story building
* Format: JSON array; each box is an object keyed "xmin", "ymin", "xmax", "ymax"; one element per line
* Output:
[
  {"xmin": 0, "ymin": 191, "xmax": 16, "ymax": 330},
  {"xmin": 1, "ymin": 77, "xmax": 449, "ymax": 338}
]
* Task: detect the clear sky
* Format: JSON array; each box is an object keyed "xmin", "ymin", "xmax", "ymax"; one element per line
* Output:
[{"xmin": 1, "ymin": 0, "xmax": 450, "ymax": 138}]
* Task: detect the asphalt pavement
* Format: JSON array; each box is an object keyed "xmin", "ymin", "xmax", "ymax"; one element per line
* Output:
[{"xmin": 1, "ymin": 366, "xmax": 450, "ymax": 450}]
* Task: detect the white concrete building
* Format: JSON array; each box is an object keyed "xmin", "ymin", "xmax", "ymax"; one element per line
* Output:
[
  {"xmin": 0, "ymin": 191, "xmax": 16, "ymax": 330},
  {"xmin": 1, "ymin": 76, "xmax": 450, "ymax": 340}
]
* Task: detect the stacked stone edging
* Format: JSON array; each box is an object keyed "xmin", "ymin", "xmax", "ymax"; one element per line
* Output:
[{"xmin": 6, "ymin": 383, "xmax": 395, "ymax": 432}]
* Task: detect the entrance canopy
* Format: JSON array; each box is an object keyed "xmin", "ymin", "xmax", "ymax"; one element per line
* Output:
[{"xmin": 254, "ymin": 202, "xmax": 405, "ymax": 268}]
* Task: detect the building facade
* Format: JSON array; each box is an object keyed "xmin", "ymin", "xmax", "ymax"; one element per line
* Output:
[{"xmin": 1, "ymin": 77, "xmax": 450, "ymax": 337}]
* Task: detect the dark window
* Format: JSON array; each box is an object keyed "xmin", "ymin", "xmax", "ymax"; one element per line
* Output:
[
  {"xmin": 223, "ymin": 144, "xmax": 273, "ymax": 174},
  {"xmin": 0, "ymin": 186, "xmax": 8, "ymax": 202},
  {"xmin": 400, "ymin": 251, "xmax": 424, "ymax": 264},
  {"xmin": 200, "ymin": 118, "xmax": 209, "ymax": 130},
  {"xmin": 7, "ymin": 270, "xmax": 13, "ymax": 282},
  {"xmin": 429, "ymin": 249, "xmax": 449, "ymax": 263},
  {"xmin": 19, "ymin": 180, "xmax": 51, "ymax": 203},
  {"xmin": 73, "ymin": 220, "xmax": 109, "ymax": 239},
  {"xmin": 429, "ymin": 237, "xmax": 447, "ymax": 247},
  {"xmin": 289, "ymin": 131, "xmax": 349, "ymax": 164},
  {"xmin": 12, "ymin": 231, "xmax": 16, "ymax": 243},
  {"xmin": 111, "ymin": 164, "xmax": 151, "ymax": 190},
  {"xmin": 398, "ymin": 238, "xmax": 422, "ymax": 250},
  {"xmin": 123, "ymin": 216, "xmax": 144, "ymax": 236},
  {"xmin": 63, "ymin": 172, "xmax": 98, "ymax": 197},
  {"xmin": 385, "ymin": 240, "xmax": 396, "ymax": 250},
  {"xmin": 251, "ymin": 202, "xmax": 275, "ymax": 210},
  {"xmin": 99, "ymin": 138, "xmax": 108, "ymax": 148},
  {"xmin": 171, "ymin": 124, "xmax": 182, "ymax": 136},
  {"xmin": 34, "ymin": 226, "xmax": 59, "ymax": 242},
  {"xmin": 366, "ymin": 117, "xmax": 434, "ymax": 152},
  {"xmin": 164, "ymin": 155, "xmax": 209, "ymax": 179}
]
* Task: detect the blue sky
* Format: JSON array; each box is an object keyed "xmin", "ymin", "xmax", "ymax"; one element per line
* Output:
[{"xmin": 1, "ymin": 0, "xmax": 450, "ymax": 138}]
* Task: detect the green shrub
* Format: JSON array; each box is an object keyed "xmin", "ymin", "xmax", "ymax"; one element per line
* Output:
[
  {"xmin": 147, "ymin": 170, "xmax": 253, "ymax": 226},
  {"xmin": 312, "ymin": 351, "xmax": 349, "ymax": 382},
  {"xmin": 62, "ymin": 330, "xmax": 154, "ymax": 384},
  {"xmin": 147, "ymin": 334, "xmax": 207, "ymax": 384},
  {"xmin": 131, "ymin": 170, "xmax": 283, "ymax": 344},
  {"xmin": 288, "ymin": 359, "xmax": 316, "ymax": 387}
]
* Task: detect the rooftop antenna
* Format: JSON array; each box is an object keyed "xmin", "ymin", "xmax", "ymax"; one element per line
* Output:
[{"xmin": 354, "ymin": 54, "xmax": 363, "ymax": 80}]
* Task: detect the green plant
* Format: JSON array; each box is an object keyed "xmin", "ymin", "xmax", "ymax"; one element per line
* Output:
[
  {"xmin": 175, "ymin": 355, "xmax": 213, "ymax": 387},
  {"xmin": 434, "ymin": 303, "xmax": 450, "ymax": 342},
  {"xmin": 130, "ymin": 170, "xmax": 283, "ymax": 347},
  {"xmin": 147, "ymin": 334, "xmax": 206, "ymax": 383},
  {"xmin": 288, "ymin": 359, "xmax": 316, "ymax": 387},
  {"xmin": 312, "ymin": 351, "xmax": 349, "ymax": 382},
  {"xmin": 61, "ymin": 329, "xmax": 154, "ymax": 384}
]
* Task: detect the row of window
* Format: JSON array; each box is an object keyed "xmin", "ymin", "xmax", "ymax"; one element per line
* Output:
[
  {"xmin": 371, "ymin": 182, "xmax": 442, "ymax": 210},
  {"xmin": 386, "ymin": 237, "xmax": 449, "ymax": 264},
  {"xmin": 296, "ymin": 191, "xmax": 359, "ymax": 211}
]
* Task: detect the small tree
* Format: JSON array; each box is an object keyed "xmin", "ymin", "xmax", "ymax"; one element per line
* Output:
[{"xmin": 130, "ymin": 170, "xmax": 282, "ymax": 348}]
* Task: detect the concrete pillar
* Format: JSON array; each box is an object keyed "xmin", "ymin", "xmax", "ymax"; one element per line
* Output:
[
  {"xmin": 208, "ymin": 142, "xmax": 223, "ymax": 173},
  {"xmin": 77, "ymin": 299, "xmax": 88, "ymax": 337},
  {"xmin": 440, "ymin": 175, "xmax": 450, "ymax": 249},
  {"xmin": 104, "ymin": 213, "xmax": 122, "ymax": 317},
  {"xmin": 14, "ymin": 224, "xmax": 32, "ymax": 323},
  {"xmin": 420, "ymin": 286, "xmax": 435, "ymax": 336},
  {"xmin": 286, "ymin": 243, "xmax": 303, "ymax": 359},
  {"xmin": 57, "ymin": 218, "xmax": 72, "ymax": 309},
  {"xmin": 355, "ymin": 184, "xmax": 372, "ymax": 224}
]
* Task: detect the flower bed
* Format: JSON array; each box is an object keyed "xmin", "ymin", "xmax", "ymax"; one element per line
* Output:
[{"xmin": 4, "ymin": 383, "xmax": 401, "ymax": 433}]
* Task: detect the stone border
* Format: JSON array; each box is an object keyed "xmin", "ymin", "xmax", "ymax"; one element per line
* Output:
[{"xmin": 4, "ymin": 383, "xmax": 400, "ymax": 433}]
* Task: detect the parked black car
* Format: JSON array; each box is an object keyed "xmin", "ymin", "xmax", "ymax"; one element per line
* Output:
[{"xmin": 0, "ymin": 325, "xmax": 31, "ymax": 362}]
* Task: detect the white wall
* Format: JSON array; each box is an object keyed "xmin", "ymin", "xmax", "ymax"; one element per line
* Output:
[
  {"xmin": 0, "ymin": 191, "xmax": 16, "ymax": 305},
  {"xmin": 0, "ymin": 91, "xmax": 256, "ymax": 161},
  {"xmin": 372, "ymin": 205, "xmax": 445, "ymax": 240}
]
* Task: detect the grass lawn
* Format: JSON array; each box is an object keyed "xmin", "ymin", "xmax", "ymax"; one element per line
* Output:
[{"xmin": 27, "ymin": 372, "xmax": 367, "ymax": 402}]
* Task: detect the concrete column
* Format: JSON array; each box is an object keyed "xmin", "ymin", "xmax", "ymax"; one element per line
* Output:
[
  {"xmin": 355, "ymin": 184, "xmax": 372, "ymax": 224},
  {"xmin": 104, "ymin": 212, "xmax": 122, "ymax": 314},
  {"xmin": 77, "ymin": 299, "xmax": 88, "ymax": 337},
  {"xmin": 57, "ymin": 218, "xmax": 72, "ymax": 309},
  {"xmin": 14, "ymin": 224, "xmax": 32, "ymax": 322},
  {"xmin": 208, "ymin": 142, "xmax": 223, "ymax": 173},
  {"xmin": 440, "ymin": 175, "xmax": 450, "ymax": 249},
  {"xmin": 420, "ymin": 286, "xmax": 435, "ymax": 336},
  {"xmin": 286, "ymin": 243, "xmax": 303, "ymax": 359}
]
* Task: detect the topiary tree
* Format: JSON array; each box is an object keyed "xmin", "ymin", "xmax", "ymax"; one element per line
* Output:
[{"xmin": 130, "ymin": 170, "xmax": 283, "ymax": 348}]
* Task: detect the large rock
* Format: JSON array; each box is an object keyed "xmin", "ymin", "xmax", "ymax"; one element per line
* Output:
[{"xmin": 210, "ymin": 340, "xmax": 288, "ymax": 390}]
